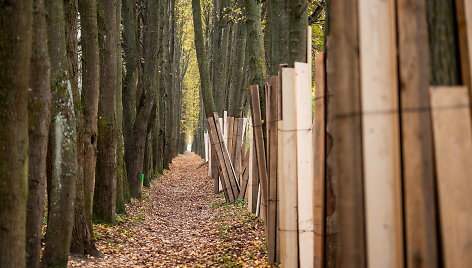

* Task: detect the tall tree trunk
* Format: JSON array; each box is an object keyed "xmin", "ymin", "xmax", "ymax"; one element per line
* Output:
[
  {"xmin": 26, "ymin": 0, "xmax": 51, "ymax": 266},
  {"xmin": 228, "ymin": 21, "xmax": 248, "ymax": 117},
  {"xmin": 42, "ymin": 0, "xmax": 78, "ymax": 266},
  {"xmin": 0, "ymin": 1, "xmax": 32, "ymax": 267},
  {"xmin": 192, "ymin": 0, "xmax": 216, "ymax": 118},
  {"xmin": 244, "ymin": 0, "xmax": 267, "ymax": 88},
  {"xmin": 122, "ymin": 0, "xmax": 139, "ymax": 183},
  {"xmin": 94, "ymin": 0, "xmax": 118, "ymax": 223},
  {"xmin": 127, "ymin": 0, "xmax": 160, "ymax": 198},
  {"xmin": 71, "ymin": 0, "xmax": 101, "ymax": 255},
  {"xmin": 115, "ymin": 0, "xmax": 127, "ymax": 213},
  {"xmin": 267, "ymin": 0, "xmax": 289, "ymax": 76},
  {"xmin": 288, "ymin": 0, "xmax": 308, "ymax": 66}
]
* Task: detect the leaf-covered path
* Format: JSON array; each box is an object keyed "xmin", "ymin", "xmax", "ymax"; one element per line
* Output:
[{"xmin": 69, "ymin": 153, "xmax": 270, "ymax": 267}]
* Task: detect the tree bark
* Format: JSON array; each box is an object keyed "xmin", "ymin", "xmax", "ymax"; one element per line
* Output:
[
  {"xmin": 42, "ymin": 0, "xmax": 78, "ymax": 266},
  {"xmin": 267, "ymin": 0, "xmax": 289, "ymax": 76},
  {"xmin": 288, "ymin": 0, "xmax": 308, "ymax": 66},
  {"xmin": 192, "ymin": 0, "xmax": 217, "ymax": 118},
  {"xmin": 228, "ymin": 21, "xmax": 247, "ymax": 117},
  {"xmin": 26, "ymin": 0, "xmax": 50, "ymax": 266},
  {"xmin": 0, "ymin": 1, "xmax": 32, "ymax": 267},
  {"xmin": 127, "ymin": 0, "xmax": 160, "ymax": 198},
  {"xmin": 94, "ymin": 0, "xmax": 118, "ymax": 223},
  {"xmin": 70, "ymin": 0, "xmax": 101, "ymax": 255}
]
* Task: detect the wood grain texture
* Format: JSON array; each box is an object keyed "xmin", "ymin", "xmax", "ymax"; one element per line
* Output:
[
  {"xmin": 397, "ymin": 0, "xmax": 439, "ymax": 266},
  {"xmin": 358, "ymin": 0, "xmax": 403, "ymax": 267},
  {"xmin": 430, "ymin": 86, "xmax": 472, "ymax": 268}
]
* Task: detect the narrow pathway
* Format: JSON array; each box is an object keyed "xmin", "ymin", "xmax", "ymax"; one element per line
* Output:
[{"xmin": 70, "ymin": 153, "xmax": 269, "ymax": 267}]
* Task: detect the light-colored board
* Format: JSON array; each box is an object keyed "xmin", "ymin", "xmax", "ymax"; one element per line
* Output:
[
  {"xmin": 313, "ymin": 52, "xmax": 325, "ymax": 268},
  {"xmin": 227, "ymin": 116, "xmax": 234, "ymax": 162},
  {"xmin": 247, "ymin": 131, "xmax": 254, "ymax": 209},
  {"xmin": 233, "ymin": 119, "xmax": 244, "ymax": 183},
  {"xmin": 430, "ymin": 86, "xmax": 472, "ymax": 268},
  {"xmin": 397, "ymin": 0, "xmax": 439, "ymax": 266},
  {"xmin": 218, "ymin": 118, "xmax": 224, "ymax": 192},
  {"xmin": 204, "ymin": 132, "xmax": 209, "ymax": 162},
  {"xmin": 358, "ymin": 1, "xmax": 404, "ymax": 267},
  {"xmin": 238, "ymin": 150, "xmax": 250, "ymax": 200},
  {"xmin": 294, "ymin": 62, "xmax": 315, "ymax": 268},
  {"xmin": 278, "ymin": 67, "xmax": 299, "ymax": 268}
]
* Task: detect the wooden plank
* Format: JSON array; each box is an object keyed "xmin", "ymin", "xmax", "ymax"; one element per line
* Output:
[
  {"xmin": 294, "ymin": 62, "xmax": 315, "ymax": 268},
  {"xmin": 397, "ymin": 0, "xmax": 439, "ymax": 266},
  {"xmin": 238, "ymin": 150, "xmax": 250, "ymax": 200},
  {"xmin": 358, "ymin": 1, "xmax": 403, "ymax": 267},
  {"xmin": 455, "ymin": 0, "xmax": 472, "ymax": 112},
  {"xmin": 207, "ymin": 118, "xmax": 232, "ymax": 202},
  {"xmin": 233, "ymin": 119, "xmax": 244, "ymax": 184},
  {"xmin": 266, "ymin": 76, "xmax": 279, "ymax": 265},
  {"xmin": 213, "ymin": 113, "xmax": 240, "ymax": 197},
  {"xmin": 313, "ymin": 53, "xmax": 325, "ymax": 268},
  {"xmin": 227, "ymin": 116, "xmax": 235, "ymax": 162},
  {"xmin": 328, "ymin": 0, "xmax": 366, "ymax": 266},
  {"xmin": 430, "ymin": 86, "xmax": 472, "ymax": 268},
  {"xmin": 278, "ymin": 67, "xmax": 299, "ymax": 267},
  {"xmin": 250, "ymin": 85, "xmax": 269, "ymax": 222}
]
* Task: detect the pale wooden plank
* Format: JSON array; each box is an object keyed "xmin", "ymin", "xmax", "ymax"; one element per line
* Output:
[
  {"xmin": 278, "ymin": 67, "xmax": 299, "ymax": 267},
  {"xmin": 247, "ymin": 130, "xmax": 254, "ymax": 209},
  {"xmin": 294, "ymin": 62, "xmax": 315, "ymax": 268},
  {"xmin": 397, "ymin": 0, "xmax": 439, "ymax": 266},
  {"xmin": 430, "ymin": 86, "xmax": 472, "ymax": 268},
  {"xmin": 227, "ymin": 116, "xmax": 234, "ymax": 162},
  {"xmin": 313, "ymin": 52, "xmax": 325, "ymax": 268},
  {"xmin": 358, "ymin": 1, "xmax": 403, "ymax": 267}
]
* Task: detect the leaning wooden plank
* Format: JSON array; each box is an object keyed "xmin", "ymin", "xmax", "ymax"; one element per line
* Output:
[
  {"xmin": 397, "ymin": 0, "xmax": 439, "ymax": 266},
  {"xmin": 430, "ymin": 86, "xmax": 472, "ymax": 268},
  {"xmin": 247, "ymin": 132, "xmax": 254, "ymax": 208},
  {"xmin": 227, "ymin": 116, "xmax": 235, "ymax": 162},
  {"xmin": 213, "ymin": 113, "xmax": 240, "ymax": 196},
  {"xmin": 251, "ymin": 139, "xmax": 259, "ymax": 213},
  {"xmin": 294, "ymin": 62, "xmax": 315, "ymax": 268},
  {"xmin": 207, "ymin": 118, "xmax": 232, "ymax": 202},
  {"xmin": 358, "ymin": 1, "xmax": 404, "ymax": 267},
  {"xmin": 250, "ymin": 85, "xmax": 269, "ymax": 222},
  {"xmin": 211, "ymin": 146, "xmax": 219, "ymax": 194},
  {"xmin": 238, "ymin": 152, "xmax": 250, "ymax": 200},
  {"xmin": 266, "ymin": 76, "xmax": 279, "ymax": 265},
  {"xmin": 313, "ymin": 52, "xmax": 325, "ymax": 268},
  {"xmin": 233, "ymin": 119, "xmax": 244, "ymax": 183},
  {"xmin": 278, "ymin": 67, "xmax": 299, "ymax": 268}
]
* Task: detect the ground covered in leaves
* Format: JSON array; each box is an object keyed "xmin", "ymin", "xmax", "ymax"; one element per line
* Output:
[{"xmin": 69, "ymin": 152, "xmax": 270, "ymax": 267}]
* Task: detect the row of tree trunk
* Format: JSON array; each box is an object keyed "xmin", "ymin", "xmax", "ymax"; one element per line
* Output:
[{"xmin": 0, "ymin": 0, "xmax": 188, "ymax": 267}]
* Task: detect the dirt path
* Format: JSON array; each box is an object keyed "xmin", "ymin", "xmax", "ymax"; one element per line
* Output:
[{"xmin": 69, "ymin": 153, "xmax": 269, "ymax": 267}]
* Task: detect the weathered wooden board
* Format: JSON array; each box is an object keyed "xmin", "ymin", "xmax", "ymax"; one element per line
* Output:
[
  {"xmin": 250, "ymin": 85, "xmax": 268, "ymax": 222},
  {"xmin": 213, "ymin": 113, "xmax": 239, "ymax": 197},
  {"xmin": 238, "ymin": 150, "xmax": 250, "ymax": 200},
  {"xmin": 233, "ymin": 119, "xmax": 244, "ymax": 183},
  {"xmin": 455, "ymin": 0, "xmax": 472, "ymax": 109},
  {"xmin": 397, "ymin": 0, "xmax": 439, "ymax": 266},
  {"xmin": 247, "ymin": 130, "xmax": 255, "ymax": 209},
  {"xmin": 313, "ymin": 52, "xmax": 325, "ymax": 268},
  {"xmin": 278, "ymin": 67, "xmax": 299, "ymax": 267},
  {"xmin": 430, "ymin": 86, "xmax": 472, "ymax": 268},
  {"xmin": 358, "ymin": 1, "xmax": 404, "ymax": 267},
  {"xmin": 227, "ymin": 116, "xmax": 234, "ymax": 162},
  {"xmin": 251, "ymin": 139, "xmax": 259, "ymax": 213},
  {"xmin": 207, "ymin": 118, "xmax": 232, "ymax": 202},
  {"xmin": 266, "ymin": 76, "xmax": 279, "ymax": 265}
]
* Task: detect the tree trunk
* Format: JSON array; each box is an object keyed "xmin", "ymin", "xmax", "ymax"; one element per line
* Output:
[
  {"xmin": 0, "ymin": 1, "xmax": 32, "ymax": 267},
  {"xmin": 192, "ymin": 0, "xmax": 217, "ymax": 118},
  {"xmin": 127, "ymin": 0, "xmax": 160, "ymax": 198},
  {"xmin": 244, "ymin": 0, "xmax": 267, "ymax": 88},
  {"xmin": 122, "ymin": 0, "xmax": 139, "ymax": 185},
  {"xmin": 71, "ymin": 0, "xmax": 101, "ymax": 255},
  {"xmin": 94, "ymin": 0, "xmax": 118, "ymax": 223},
  {"xmin": 228, "ymin": 21, "xmax": 247, "ymax": 117},
  {"xmin": 267, "ymin": 0, "xmax": 289, "ymax": 76},
  {"xmin": 42, "ymin": 0, "xmax": 78, "ymax": 266},
  {"xmin": 288, "ymin": 0, "xmax": 308, "ymax": 66},
  {"xmin": 115, "ymin": 0, "xmax": 127, "ymax": 213},
  {"xmin": 26, "ymin": 0, "xmax": 50, "ymax": 266}
]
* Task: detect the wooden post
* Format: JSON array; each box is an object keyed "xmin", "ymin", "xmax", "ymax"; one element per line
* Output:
[
  {"xmin": 430, "ymin": 86, "xmax": 472, "ymax": 268},
  {"xmin": 278, "ymin": 67, "xmax": 299, "ymax": 267},
  {"xmin": 455, "ymin": 0, "xmax": 472, "ymax": 113},
  {"xmin": 327, "ymin": 0, "xmax": 366, "ymax": 266},
  {"xmin": 358, "ymin": 0, "xmax": 403, "ymax": 267},
  {"xmin": 313, "ymin": 53, "xmax": 326, "ymax": 268},
  {"xmin": 397, "ymin": 0, "xmax": 439, "ymax": 266}
]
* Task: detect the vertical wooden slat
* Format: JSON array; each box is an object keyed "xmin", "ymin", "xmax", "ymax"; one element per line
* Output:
[
  {"xmin": 430, "ymin": 86, "xmax": 472, "ymax": 268},
  {"xmin": 327, "ymin": 0, "xmax": 366, "ymax": 266},
  {"xmin": 249, "ymin": 85, "xmax": 269, "ymax": 221},
  {"xmin": 455, "ymin": 0, "xmax": 472, "ymax": 109},
  {"xmin": 358, "ymin": 0, "xmax": 403, "ymax": 267},
  {"xmin": 313, "ymin": 53, "xmax": 326, "ymax": 268},
  {"xmin": 251, "ymin": 139, "xmax": 259, "ymax": 213},
  {"xmin": 227, "ymin": 116, "xmax": 234, "ymax": 162},
  {"xmin": 278, "ymin": 67, "xmax": 299, "ymax": 267},
  {"xmin": 397, "ymin": 0, "xmax": 439, "ymax": 267}
]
